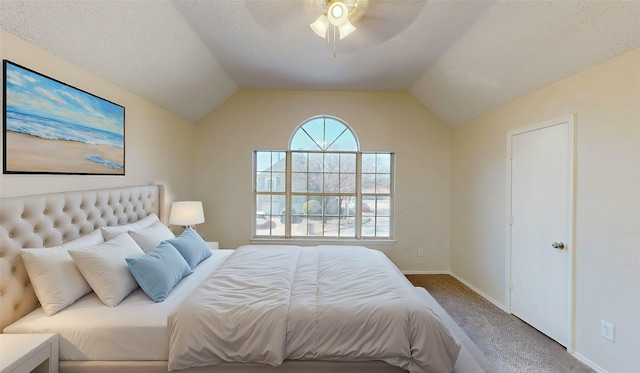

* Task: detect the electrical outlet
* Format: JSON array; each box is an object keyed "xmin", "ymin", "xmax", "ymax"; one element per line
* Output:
[
  {"xmin": 601, "ymin": 320, "xmax": 615, "ymax": 342},
  {"xmin": 418, "ymin": 248, "xmax": 424, "ymax": 257}
]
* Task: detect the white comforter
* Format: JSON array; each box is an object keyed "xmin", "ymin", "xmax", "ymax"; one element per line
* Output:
[{"xmin": 167, "ymin": 245, "xmax": 461, "ymax": 373}]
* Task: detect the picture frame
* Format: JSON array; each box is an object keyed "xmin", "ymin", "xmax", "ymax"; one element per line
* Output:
[{"xmin": 3, "ymin": 60, "xmax": 125, "ymax": 175}]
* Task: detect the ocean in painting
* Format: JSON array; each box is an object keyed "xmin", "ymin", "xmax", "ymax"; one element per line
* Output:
[
  {"xmin": 6, "ymin": 110, "xmax": 123, "ymax": 149},
  {"xmin": 6, "ymin": 110, "xmax": 124, "ymax": 169}
]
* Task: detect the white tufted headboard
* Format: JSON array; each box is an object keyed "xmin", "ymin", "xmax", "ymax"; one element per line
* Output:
[{"xmin": 0, "ymin": 184, "xmax": 163, "ymax": 331}]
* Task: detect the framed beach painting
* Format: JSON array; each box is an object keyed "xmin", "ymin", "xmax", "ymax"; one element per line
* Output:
[{"xmin": 3, "ymin": 60, "xmax": 125, "ymax": 175}]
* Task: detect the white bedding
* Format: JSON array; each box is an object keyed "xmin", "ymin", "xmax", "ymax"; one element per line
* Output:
[
  {"xmin": 3, "ymin": 249, "xmax": 233, "ymax": 361},
  {"xmin": 168, "ymin": 245, "xmax": 461, "ymax": 373}
]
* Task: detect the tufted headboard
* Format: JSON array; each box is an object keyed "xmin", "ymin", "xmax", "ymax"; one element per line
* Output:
[{"xmin": 0, "ymin": 184, "xmax": 163, "ymax": 331}]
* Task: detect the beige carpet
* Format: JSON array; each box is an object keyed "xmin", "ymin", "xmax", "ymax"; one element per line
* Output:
[{"xmin": 406, "ymin": 274, "xmax": 595, "ymax": 373}]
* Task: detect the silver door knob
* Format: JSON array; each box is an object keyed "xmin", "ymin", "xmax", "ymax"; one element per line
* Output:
[{"xmin": 552, "ymin": 242, "xmax": 565, "ymax": 250}]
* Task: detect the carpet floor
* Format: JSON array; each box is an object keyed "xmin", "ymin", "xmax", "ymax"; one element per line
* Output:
[{"xmin": 405, "ymin": 274, "xmax": 595, "ymax": 373}]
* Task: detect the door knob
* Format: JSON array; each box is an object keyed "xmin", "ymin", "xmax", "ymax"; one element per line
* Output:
[{"xmin": 552, "ymin": 242, "xmax": 565, "ymax": 250}]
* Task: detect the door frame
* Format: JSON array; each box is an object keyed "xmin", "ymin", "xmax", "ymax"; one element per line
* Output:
[{"xmin": 505, "ymin": 114, "xmax": 576, "ymax": 351}]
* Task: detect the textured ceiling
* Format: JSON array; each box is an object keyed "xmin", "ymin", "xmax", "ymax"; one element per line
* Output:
[{"xmin": 1, "ymin": 1, "xmax": 640, "ymax": 127}]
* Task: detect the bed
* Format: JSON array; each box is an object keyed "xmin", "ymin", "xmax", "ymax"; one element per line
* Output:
[{"xmin": 0, "ymin": 185, "xmax": 494, "ymax": 373}]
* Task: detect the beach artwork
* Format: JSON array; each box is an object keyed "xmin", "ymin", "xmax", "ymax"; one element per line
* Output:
[{"xmin": 3, "ymin": 60, "xmax": 125, "ymax": 175}]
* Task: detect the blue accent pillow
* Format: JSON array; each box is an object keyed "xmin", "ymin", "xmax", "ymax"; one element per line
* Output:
[
  {"xmin": 165, "ymin": 227, "xmax": 212, "ymax": 269},
  {"xmin": 126, "ymin": 241, "xmax": 193, "ymax": 302}
]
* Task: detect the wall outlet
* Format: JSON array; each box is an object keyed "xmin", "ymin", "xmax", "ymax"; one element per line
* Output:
[
  {"xmin": 601, "ymin": 320, "xmax": 615, "ymax": 342},
  {"xmin": 418, "ymin": 248, "xmax": 424, "ymax": 257}
]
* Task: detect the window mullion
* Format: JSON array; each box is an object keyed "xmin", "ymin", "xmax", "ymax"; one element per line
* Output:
[
  {"xmin": 356, "ymin": 152, "xmax": 362, "ymax": 239},
  {"xmin": 285, "ymin": 151, "xmax": 292, "ymax": 238}
]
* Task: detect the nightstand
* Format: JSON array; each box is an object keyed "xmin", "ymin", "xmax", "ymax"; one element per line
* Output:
[{"xmin": 0, "ymin": 334, "xmax": 58, "ymax": 373}]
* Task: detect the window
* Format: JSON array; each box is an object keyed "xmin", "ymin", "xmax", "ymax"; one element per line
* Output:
[{"xmin": 254, "ymin": 116, "xmax": 394, "ymax": 240}]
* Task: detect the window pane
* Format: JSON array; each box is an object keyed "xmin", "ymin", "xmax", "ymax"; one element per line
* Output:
[
  {"xmin": 291, "ymin": 126, "xmax": 321, "ymax": 151},
  {"xmin": 309, "ymin": 153, "xmax": 323, "ymax": 172},
  {"xmin": 256, "ymin": 151, "xmax": 272, "ymax": 172},
  {"xmin": 302, "ymin": 197, "xmax": 322, "ymax": 216},
  {"xmin": 340, "ymin": 153, "xmax": 356, "ymax": 172},
  {"xmin": 291, "ymin": 195, "xmax": 311, "ymax": 237},
  {"xmin": 325, "ymin": 118, "xmax": 346, "ymax": 148},
  {"xmin": 340, "ymin": 173, "xmax": 355, "ymax": 193},
  {"xmin": 301, "ymin": 120, "xmax": 325, "ymax": 148},
  {"xmin": 324, "ymin": 173, "xmax": 340, "ymax": 193},
  {"xmin": 362, "ymin": 215, "xmax": 376, "ymax": 237},
  {"xmin": 376, "ymin": 173, "xmax": 390, "ymax": 193},
  {"xmin": 375, "ymin": 196, "xmax": 390, "ymax": 216},
  {"xmin": 307, "ymin": 219, "xmax": 323, "ymax": 236},
  {"xmin": 322, "ymin": 217, "xmax": 340, "ymax": 237},
  {"xmin": 256, "ymin": 195, "xmax": 276, "ymax": 236},
  {"xmin": 324, "ymin": 153, "xmax": 339, "ymax": 171},
  {"xmin": 292, "ymin": 195, "xmax": 309, "ymax": 215},
  {"xmin": 362, "ymin": 173, "xmax": 376, "ymax": 193},
  {"xmin": 372, "ymin": 217, "xmax": 388, "ymax": 237},
  {"xmin": 292, "ymin": 172, "xmax": 307, "ymax": 192},
  {"xmin": 272, "ymin": 172, "xmax": 285, "ymax": 192},
  {"xmin": 272, "ymin": 152, "xmax": 286, "ymax": 172},
  {"xmin": 331, "ymin": 133, "xmax": 358, "ymax": 151},
  {"xmin": 362, "ymin": 196, "xmax": 376, "ymax": 217},
  {"xmin": 376, "ymin": 153, "xmax": 391, "ymax": 173},
  {"xmin": 256, "ymin": 176, "xmax": 267, "ymax": 192},
  {"xmin": 292, "ymin": 152, "xmax": 308, "ymax": 172},
  {"xmin": 362, "ymin": 153, "xmax": 376, "ymax": 173},
  {"xmin": 308, "ymin": 173, "xmax": 323, "ymax": 192},
  {"xmin": 323, "ymin": 196, "xmax": 340, "ymax": 216}
]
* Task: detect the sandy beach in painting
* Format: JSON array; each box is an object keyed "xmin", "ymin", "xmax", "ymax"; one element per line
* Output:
[{"xmin": 5, "ymin": 131, "xmax": 124, "ymax": 174}]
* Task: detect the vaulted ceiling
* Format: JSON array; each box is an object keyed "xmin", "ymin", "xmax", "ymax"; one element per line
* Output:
[{"xmin": 2, "ymin": 1, "xmax": 640, "ymax": 127}]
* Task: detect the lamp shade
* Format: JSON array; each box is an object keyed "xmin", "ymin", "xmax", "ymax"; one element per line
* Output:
[
  {"xmin": 337, "ymin": 21, "xmax": 356, "ymax": 39},
  {"xmin": 169, "ymin": 201, "xmax": 205, "ymax": 226},
  {"xmin": 310, "ymin": 14, "xmax": 329, "ymax": 38}
]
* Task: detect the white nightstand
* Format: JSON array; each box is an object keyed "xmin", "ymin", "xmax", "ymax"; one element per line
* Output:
[
  {"xmin": 206, "ymin": 242, "xmax": 219, "ymax": 250},
  {"xmin": 0, "ymin": 334, "xmax": 58, "ymax": 373}
]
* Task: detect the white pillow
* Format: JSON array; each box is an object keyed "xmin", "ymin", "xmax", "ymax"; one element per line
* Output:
[
  {"xmin": 128, "ymin": 220, "xmax": 175, "ymax": 253},
  {"xmin": 100, "ymin": 213, "xmax": 159, "ymax": 241},
  {"xmin": 69, "ymin": 233, "xmax": 145, "ymax": 307},
  {"xmin": 20, "ymin": 230, "xmax": 105, "ymax": 316}
]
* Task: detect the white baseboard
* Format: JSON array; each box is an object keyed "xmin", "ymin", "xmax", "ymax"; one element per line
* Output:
[
  {"xmin": 402, "ymin": 270, "xmax": 507, "ymax": 311},
  {"xmin": 570, "ymin": 351, "xmax": 607, "ymax": 373},
  {"xmin": 446, "ymin": 272, "xmax": 508, "ymax": 312},
  {"xmin": 402, "ymin": 270, "xmax": 449, "ymax": 275}
]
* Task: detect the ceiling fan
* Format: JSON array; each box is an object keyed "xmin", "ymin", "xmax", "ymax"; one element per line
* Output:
[{"xmin": 309, "ymin": 0, "xmax": 369, "ymax": 40}]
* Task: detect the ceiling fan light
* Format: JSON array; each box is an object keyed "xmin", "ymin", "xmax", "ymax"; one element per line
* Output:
[
  {"xmin": 337, "ymin": 20, "xmax": 356, "ymax": 39},
  {"xmin": 310, "ymin": 14, "xmax": 329, "ymax": 38},
  {"xmin": 330, "ymin": 2, "xmax": 344, "ymax": 18},
  {"xmin": 327, "ymin": 2, "xmax": 349, "ymax": 26}
]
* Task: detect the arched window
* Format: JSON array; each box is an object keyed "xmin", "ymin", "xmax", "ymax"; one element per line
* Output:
[
  {"xmin": 253, "ymin": 116, "xmax": 394, "ymax": 240},
  {"xmin": 289, "ymin": 116, "xmax": 359, "ymax": 151}
]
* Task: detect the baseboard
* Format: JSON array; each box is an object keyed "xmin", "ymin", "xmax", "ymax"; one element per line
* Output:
[
  {"xmin": 448, "ymin": 272, "xmax": 508, "ymax": 312},
  {"xmin": 402, "ymin": 270, "xmax": 449, "ymax": 275},
  {"xmin": 570, "ymin": 351, "xmax": 607, "ymax": 373},
  {"xmin": 402, "ymin": 270, "xmax": 508, "ymax": 311}
]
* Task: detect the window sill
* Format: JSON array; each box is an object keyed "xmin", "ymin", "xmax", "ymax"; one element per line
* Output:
[{"xmin": 250, "ymin": 238, "xmax": 397, "ymax": 246}]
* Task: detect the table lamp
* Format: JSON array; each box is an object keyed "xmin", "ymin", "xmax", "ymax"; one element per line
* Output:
[{"xmin": 169, "ymin": 201, "xmax": 205, "ymax": 230}]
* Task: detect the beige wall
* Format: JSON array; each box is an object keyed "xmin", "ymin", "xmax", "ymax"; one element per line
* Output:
[
  {"xmin": 0, "ymin": 30, "xmax": 197, "ymax": 222},
  {"xmin": 451, "ymin": 46, "xmax": 640, "ymax": 371},
  {"xmin": 194, "ymin": 90, "xmax": 452, "ymax": 272}
]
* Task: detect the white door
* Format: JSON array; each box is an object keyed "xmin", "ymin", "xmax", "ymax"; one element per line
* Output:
[{"xmin": 508, "ymin": 116, "xmax": 574, "ymax": 347}]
